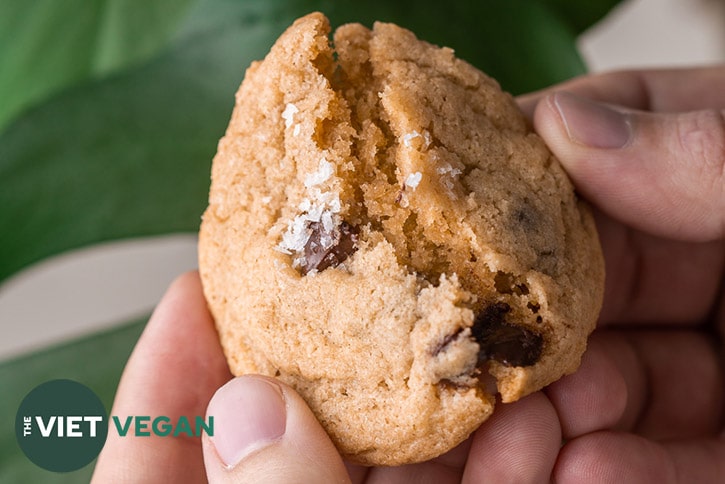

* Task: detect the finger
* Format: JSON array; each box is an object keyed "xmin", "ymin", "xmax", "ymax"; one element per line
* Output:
[
  {"xmin": 519, "ymin": 69, "xmax": 725, "ymax": 325},
  {"xmin": 544, "ymin": 336, "xmax": 627, "ymax": 439},
  {"xmin": 518, "ymin": 65, "xmax": 725, "ymax": 116},
  {"xmin": 594, "ymin": 209, "xmax": 724, "ymax": 326},
  {"xmin": 462, "ymin": 392, "xmax": 560, "ymax": 484},
  {"xmin": 548, "ymin": 330, "xmax": 723, "ymax": 442},
  {"xmin": 92, "ymin": 272, "xmax": 232, "ymax": 483},
  {"xmin": 618, "ymin": 331, "xmax": 724, "ymax": 440},
  {"xmin": 363, "ymin": 437, "xmax": 472, "ymax": 484},
  {"xmin": 533, "ymin": 90, "xmax": 725, "ymax": 241},
  {"xmin": 554, "ymin": 431, "xmax": 725, "ymax": 483},
  {"xmin": 202, "ymin": 375, "xmax": 350, "ymax": 484}
]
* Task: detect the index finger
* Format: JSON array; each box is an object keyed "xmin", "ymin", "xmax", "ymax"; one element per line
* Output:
[
  {"xmin": 92, "ymin": 272, "xmax": 232, "ymax": 483},
  {"xmin": 518, "ymin": 65, "xmax": 725, "ymax": 116}
]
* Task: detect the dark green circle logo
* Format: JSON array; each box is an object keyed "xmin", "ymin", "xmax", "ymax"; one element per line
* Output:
[{"xmin": 15, "ymin": 379, "xmax": 108, "ymax": 472}]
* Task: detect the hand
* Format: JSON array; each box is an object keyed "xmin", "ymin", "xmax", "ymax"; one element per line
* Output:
[
  {"xmin": 516, "ymin": 65, "xmax": 725, "ymax": 482},
  {"xmin": 93, "ymin": 65, "xmax": 725, "ymax": 483}
]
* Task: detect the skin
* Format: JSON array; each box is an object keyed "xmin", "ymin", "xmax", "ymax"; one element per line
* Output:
[{"xmin": 93, "ymin": 66, "xmax": 725, "ymax": 483}]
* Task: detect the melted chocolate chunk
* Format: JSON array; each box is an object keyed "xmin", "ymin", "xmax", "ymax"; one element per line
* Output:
[
  {"xmin": 301, "ymin": 221, "xmax": 359, "ymax": 275},
  {"xmin": 472, "ymin": 303, "xmax": 543, "ymax": 367}
]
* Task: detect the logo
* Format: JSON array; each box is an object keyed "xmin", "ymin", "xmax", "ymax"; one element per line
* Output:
[
  {"xmin": 15, "ymin": 379, "xmax": 109, "ymax": 472},
  {"xmin": 16, "ymin": 379, "xmax": 215, "ymax": 473}
]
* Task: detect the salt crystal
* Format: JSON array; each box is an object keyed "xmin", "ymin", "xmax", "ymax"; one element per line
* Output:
[
  {"xmin": 402, "ymin": 130, "xmax": 421, "ymax": 148},
  {"xmin": 304, "ymin": 158, "xmax": 334, "ymax": 188},
  {"xmin": 328, "ymin": 194, "xmax": 342, "ymax": 213},
  {"xmin": 277, "ymin": 156, "xmax": 346, "ymax": 262},
  {"xmin": 292, "ymin": 124, "xmax": 301, "ymax": 137},
  {"xmin": 320, "ymin": 233, "xmax": 334, "ymax": 250},
  {"xmin": 321, "ymin": 211, "xmax": 334, "ymax": 232},
  {"xmin": 261, "ymin": 196, "xmax": 272, "ymax": 205},
  {"xmin": 282, "ymin": 103, "xmax": 299, "ymax": 128},
  {"xmin": 299, "ymin": 198, "xmax": 312, "ymax": 212},
  {"xmin": 273, "ymin": 245, "xmax": 292, "ymax": 255},
  {"xmin": 437, "ymin": 163, "xmax": 462, "ymax": 177},
  {"xmin": 280, "ymin": 215, "xmax": 312, "ymax": 252},
  {"xmin": 422, "ymin": 129, "xmax": 432, "ymax": 149},
  {"xmin": 405, "ymin": 172, "xmax": 423, "ymax": 189},
  {"xmin": 304, "ymin": 203, "xmax": 324, "ymax": 222}
]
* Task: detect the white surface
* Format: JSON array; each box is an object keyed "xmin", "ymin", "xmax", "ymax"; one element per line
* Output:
[
  {"xmin": 1, "ymin": 0, "xmax": 724, "ymax": 360},
  {"xmin": 0, "ymin": 235, "xmax": 198, "ymax": 359},
  {"xmin": 579, "ymin": 0, "xmax": 725, "ymax": 72}
]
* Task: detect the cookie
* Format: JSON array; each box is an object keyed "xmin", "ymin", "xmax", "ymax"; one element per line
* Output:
[{"xmin": 198, "ymin": 12, "xmax": 604, "ymax": 465}]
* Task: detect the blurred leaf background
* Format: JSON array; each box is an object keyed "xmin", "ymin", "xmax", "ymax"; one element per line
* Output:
[{"xmin": 0, "ymin": 0, "xmax": 621, "ymax": 480}]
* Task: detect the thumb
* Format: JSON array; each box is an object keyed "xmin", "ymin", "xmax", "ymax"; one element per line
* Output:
[
  {"xmin": 534, "ymin": 91, "xmax": 725, "ymax": 241},
  {"xmin": 202, "ymin": 375, "xmax": 350, "ymax": 484}
]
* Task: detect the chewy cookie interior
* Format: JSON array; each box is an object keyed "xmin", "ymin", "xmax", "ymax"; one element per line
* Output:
[{"xmin": 271, "ymin": 20, "xmax": 569, "ymax": 384}]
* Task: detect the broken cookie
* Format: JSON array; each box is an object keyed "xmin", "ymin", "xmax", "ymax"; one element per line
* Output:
[{"xmin": 198, "ymin": 12, "xmax": 604, "ymax": 465}]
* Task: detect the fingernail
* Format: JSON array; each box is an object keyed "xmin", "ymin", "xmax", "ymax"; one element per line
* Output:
[
  {"xmin": 553, "ymin": 91, "xmax": 632, "ymax": 149},
  {"xmin": 208, "ymin": 376, "xmax": 286, "ymax": 468}
]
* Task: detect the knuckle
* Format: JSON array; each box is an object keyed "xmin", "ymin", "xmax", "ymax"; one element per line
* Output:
[
  {"xmin": 675, "ymin": 109, "xmax": 725, "ymax": 174},
  {"xmin": 674, "ymin": 110, "xmax": 725, "ymax": 228}
]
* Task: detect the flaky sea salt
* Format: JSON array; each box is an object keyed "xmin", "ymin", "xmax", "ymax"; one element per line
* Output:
[
  {"xmin": 280, "ymin": 215, "xmax": 312, "ymax": 252},
  {"xmin": 435, "ymin": 162, "xmax": 462, "ymax": 199},
  {"xmin": 405, "ymin": 172, "xmax": 423, "ymax": 189},
  {"xmin": 303, "ymin": 202, "xmax": 325, "ymax": 223},
  {"xmin": 402, "ymin": 129, "xmax": 432, "ymax": 149},
  {"xmin": 304, "ymin": 158, "xmax": 334, "ymax": 188},
  {"xmin": 402, "ymin": 130, "xmax": 421, "ymax": 148},
  {"xmin": 437, "ymin": 163, "xmax": 462, "ymax": 177},
  {"xmin": 328, "ymin": 193, "xmax": 341, "ymax": 213},
  {"xmin": 276, "ymin": 158, "xmax": 342, "ymax": 257},
  {"xmin": 281, "ymin": 103, "xmax": 299, "ymax": 128},
  {"xmin": 422, "ymin": 129, "xmax": 432, "ymax": 149},
  {"xmin": 321, "ymin": 211, "xmax": 334, "ymax": 232}
]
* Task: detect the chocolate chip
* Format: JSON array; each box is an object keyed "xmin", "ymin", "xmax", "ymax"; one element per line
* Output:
[
  {"xmin": 513, "ymin": 199, "xmax": 539, "ymax": 232},
  {"xmin": 472, "ymin": 303, "xmax": 543, "ymax": 367},
  {"xmin": 301, "ymin": 221, "xmax": 359, "ymax": 275}
]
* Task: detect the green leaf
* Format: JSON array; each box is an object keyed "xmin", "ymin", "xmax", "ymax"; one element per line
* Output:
[
  {"xmin": 541, "ymin": 0, "xmax": 623, "ymax": 33},
  {"xmin": 0, "ymin": 0, "xmax": 621, "ymax": 283},
  {"xmin": 0, "ymin": 318, "xmax": 145, "ymax": 483},
  {"xmin": 0, "ymin": 0, "xmax": 194, "ymax": 131},
  {"xmin": 0, "ymin": 20, "xmax": 283, "ymax": 282}
]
